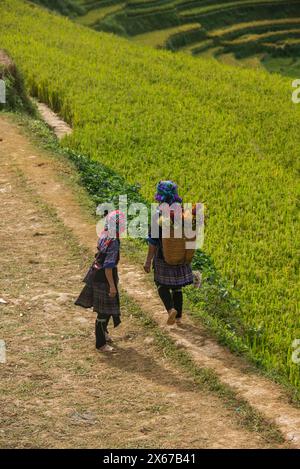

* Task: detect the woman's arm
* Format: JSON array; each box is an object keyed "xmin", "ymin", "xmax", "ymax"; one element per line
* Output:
[
  {"xmin": 144, "ymin": 244, "xmax": 156, "ymax": 273},
  {"xmin": 105, "ymin": 268, "xmax": 117, "ymax": 297}
]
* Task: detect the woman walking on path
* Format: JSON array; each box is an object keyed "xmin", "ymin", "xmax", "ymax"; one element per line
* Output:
[
  {"xmin": 144, "ymin": 181, "xmax": 193, "ymax": 326},
  {"xmin": 75, "ymin": 210, "xmax": 125, "ymax": 353}
]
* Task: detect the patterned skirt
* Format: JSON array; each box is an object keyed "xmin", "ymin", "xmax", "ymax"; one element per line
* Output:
[
  {"xmin": 75, "ymin": 280, "xmax": 120, "ymax": 317},
  {"xmin": 153, "ymin": 256, "xmax": 193, "ymax": 287}
]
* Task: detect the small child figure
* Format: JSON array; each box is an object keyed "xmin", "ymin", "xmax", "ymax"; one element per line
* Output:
[{"xmin": 75, "ymin": 210, "xmax": 125, "ymax": 353}]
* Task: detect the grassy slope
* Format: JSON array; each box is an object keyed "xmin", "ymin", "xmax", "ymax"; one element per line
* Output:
[{"xmin": 1, "ymin": 0, "xmax": 300, "ymax": 390}]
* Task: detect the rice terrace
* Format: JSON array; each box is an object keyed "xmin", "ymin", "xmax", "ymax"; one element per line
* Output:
[{"xmin": 0, "ymin": 0, "xmax": 300, "ymax": 456}]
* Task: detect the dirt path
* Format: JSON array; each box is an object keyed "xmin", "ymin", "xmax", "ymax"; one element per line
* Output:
[{"xmin": 0, "ymin": 114, "xmax": 295, "ymax": 448}]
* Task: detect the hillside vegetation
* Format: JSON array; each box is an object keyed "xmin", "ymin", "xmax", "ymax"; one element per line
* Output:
[
  {"xmin": 1, "ymin": 0, "xmax": 300, "ymax": 392},
  {"xmin": 32, "ymin": 0, "xmax": 300, "ymax": 76},
  {"xmin": 0, "ymin": 49, "xmax": 34, "ymax": 113},
  {"xmin": 31, "ymin": 0, "xmax": 84, "ymax": 16}
]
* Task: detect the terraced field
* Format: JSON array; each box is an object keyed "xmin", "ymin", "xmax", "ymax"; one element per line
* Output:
[
  {"xmin": 32, "ymin": 0, "xmax": 300, "ymax": 76},
  {"xmin": 128, "ymin": 0, "xmax": 300, "ymax": 76}
]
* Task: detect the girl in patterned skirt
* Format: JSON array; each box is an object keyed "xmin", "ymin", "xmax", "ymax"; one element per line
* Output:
[
  {"xmin": 144, "ymin": 181, "xmax": 193, "ymax": 326},
  {"xmin": 75, "ymin": 210, "xmax": 125, "ymax": 353}
]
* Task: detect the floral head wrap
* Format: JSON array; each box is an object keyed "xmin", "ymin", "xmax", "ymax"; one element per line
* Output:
[
  {"xmin": 155, "ymin": 180, "xmax": 182, "ymax": 205},
  {"xmin": 104, "ymin": 210, "xmax": 126, "ymax": 237}
]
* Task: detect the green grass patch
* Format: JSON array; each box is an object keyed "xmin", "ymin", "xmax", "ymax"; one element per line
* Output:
[
  {"xmin": 262, "ymin": 55, "xmax": 300, "ymax": 78},
  {"xmin": 133, "ymin": 22, "xmax": 200, "ymax": 47},
  {"xmin": 76, "ymin": 3, "xmax": 125, "ymax": 26}
]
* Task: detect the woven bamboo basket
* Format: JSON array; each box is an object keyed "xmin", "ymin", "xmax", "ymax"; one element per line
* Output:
[{"xmin": 162, "ymin": 227, "xmax": 196, "ymax": 265}]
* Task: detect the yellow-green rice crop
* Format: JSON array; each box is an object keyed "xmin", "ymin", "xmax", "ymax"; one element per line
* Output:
[{"xmin": 1, "ymin": 0, "xmax": 300, "ymax": 390}]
